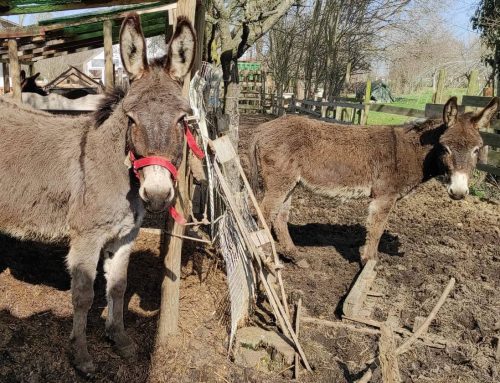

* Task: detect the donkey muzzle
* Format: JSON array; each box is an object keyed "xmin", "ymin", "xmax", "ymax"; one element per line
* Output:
[
  {"xmin": 139, "ymin": 165, "xmax": 176, "ymax": 212},
  {"xmin": 447, "ymin": 172, "xmax": 469, "ymax": 200}
]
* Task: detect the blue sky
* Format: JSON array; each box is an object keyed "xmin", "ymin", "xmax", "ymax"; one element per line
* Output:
[{"xmin": 442, "ymin": 0, "xmax": 480, "ymax": 41}]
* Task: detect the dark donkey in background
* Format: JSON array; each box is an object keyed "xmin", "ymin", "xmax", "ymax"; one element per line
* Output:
[
  {"xmin": 0, "ymin": 14, "xmax": 196, "ymax": 374},
  {"xmin": 249, "ymin": 97, "xmax": 498, "ymax": 264}
]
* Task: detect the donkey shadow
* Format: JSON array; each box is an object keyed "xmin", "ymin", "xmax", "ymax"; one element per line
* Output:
[
  {"xmin": 288, "ymin": 223, "xmax": 403, "ymax": 262},
  {"xmin": 0, "ymin": 232, "xmax": 185, "ymax": 314}
]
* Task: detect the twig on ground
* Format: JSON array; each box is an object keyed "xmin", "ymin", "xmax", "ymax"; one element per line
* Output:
[{"xmin": 294, "ymin": 298, "xmax": 302, "ymax": 379}]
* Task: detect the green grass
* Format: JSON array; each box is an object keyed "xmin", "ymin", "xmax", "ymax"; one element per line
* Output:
[{"xmin": 366, "ymin": 87, "xmax": 468, "ymax": 126}]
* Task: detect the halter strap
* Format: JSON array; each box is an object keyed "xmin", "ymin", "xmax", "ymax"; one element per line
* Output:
[
  {"xmin": 130, "ymin": 152, "xmax": 178, "ymax": 180},
  {"xmin": 128, "ymin": 119, "xmax": 204, "ymax": 225}
]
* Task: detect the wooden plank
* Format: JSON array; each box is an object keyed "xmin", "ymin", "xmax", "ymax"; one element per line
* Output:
[
  {"xmin": 462, "ymin": 95, "xmax": 496, "ymax": 108},
  {"xmin": 343, "ymin": 259, "xmax": 377, "ymax": 317},
  {"xmin": 295, "ymin": 105, "xmax": 321, "ymax": 117},
  {"xmin": 379, "ymin": 323, "xmax": 402, "ymax": 383},
  {"xmin": 0, "ymin": 1, "xmax": 176, "ymax": 19},
  {"xmin": 425, "ymin": 103, "xmax": 465, "ymax": 119},
  {"xmin": 480, "ymin": 131, "xmax": 500, "ymax": 148},
  {"xmin": 369, "ymin": 104, "xmax": 425, "ymax": 118},
  {"xmin": 477, "ymin": 163, "xmax": 500, "ymax": 177},
  {"xmin": 211, "ymin": 136, "xmax": 237, "ymax": 163},
  {"xmin": 250, "ymin": 229, "xmax": 271, "ymax": 248}
]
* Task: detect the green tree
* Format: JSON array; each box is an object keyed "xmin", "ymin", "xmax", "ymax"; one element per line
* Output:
[{"xmin": 472, "ymin": 0, "xmax": 500, "ymax": 93}]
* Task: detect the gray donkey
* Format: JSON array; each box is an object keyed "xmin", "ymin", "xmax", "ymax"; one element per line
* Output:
[
  {"xmin": 0, "ymin": 14, "xmax": 196, "ymax": 375},
  {"xmin": 249, "ymin": 97, "xmax": 498, "ymax": 264}
]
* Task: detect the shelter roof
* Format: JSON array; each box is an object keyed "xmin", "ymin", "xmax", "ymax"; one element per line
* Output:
[{"xmin": 0, "ymin": 1, "xmax": 176, "ymax": 63}]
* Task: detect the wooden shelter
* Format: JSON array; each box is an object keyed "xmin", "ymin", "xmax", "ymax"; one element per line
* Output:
[{"xmin": 0, "ymin": 1, "xmax": 177, "ymax": 99}]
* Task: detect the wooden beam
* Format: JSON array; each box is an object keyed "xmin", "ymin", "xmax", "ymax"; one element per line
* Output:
[
  {"xmin": 0, "ymin": 1, "xmax": 174, "ymax": 16},
  {"xmin": 2, "ymin": 62, "xmax": 9, "ymax": 93},
  {"xmin": 0, "ymin": 3, "xmax": 176, "ymax": 38},
  {"xmin": 103, "ymin": 20, "xmax": 113, "ymax": 91},
  {"xmin": 8, "ymin": 39, "xmax": 20, "ymax": 102}
]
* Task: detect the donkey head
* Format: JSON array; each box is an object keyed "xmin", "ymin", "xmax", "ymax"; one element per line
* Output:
[
  {"xmin": 439, "ymin": 96, "xmax": 498, "ymax": 200},
  {"xmin": 120, "ymin": 14, "xmax": 195, "ymax": 212},
  {"xmin": 21, "ymin": 71, "xmax": 48, "ymax": 96}
]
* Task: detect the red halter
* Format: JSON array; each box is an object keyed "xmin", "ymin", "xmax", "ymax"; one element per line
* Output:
[{"xmin": 129, "ymin": 120, "xmax": 205, "ymax": 225}]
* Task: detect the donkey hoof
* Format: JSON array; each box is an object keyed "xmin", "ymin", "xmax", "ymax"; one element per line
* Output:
[
  {"xmin": 107, "ymin": 331, "xmax": 136, "ymax": 359},
  {"xmin": 115, "ymin": 342, "xmax": 136, "ymax": 359},
  {"xmin": 74, "ymin": 358, "xmax": 96, "ymax": 377}
]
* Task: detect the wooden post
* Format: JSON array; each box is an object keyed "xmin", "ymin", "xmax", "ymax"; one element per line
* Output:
[
  {"xmin": 193, "ymin": 0, "xmax": 206, "ymax": 73},
  {"xmin": 157, "ymin": 0, "xmax": 196, "ymax": 344},
  {"xmin": 28, "ymin": 63, "xmax": 34, "ymax": 76},
  {"xmin": 2, "ymin": 63, "xmax": 10, "ymax": 94},
  {"xmin": 467, "ymin": 69, "xmax": 479, "ymax": 96},
  {"xmin": 8, "ymin": 39, "xmax": 21, "ymax": 102},
  {"xmin": 432, "ymin": 68, "xmax": 446, "ymax": 104},
  {"xmin": 103, "ymin": 20, "xmax": 114, "ymax": 92},
  {"xmin": 361, "ymin": 79, "xmax": 371, "ymax": 125}
]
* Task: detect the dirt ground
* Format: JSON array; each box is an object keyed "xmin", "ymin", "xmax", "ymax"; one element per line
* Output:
[{"xmin": 1, "ymin": 114, "xmax": 499, "ymax": 383}]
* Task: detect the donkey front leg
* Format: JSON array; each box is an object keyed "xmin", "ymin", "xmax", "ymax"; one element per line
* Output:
[
  {"xmin": 67, "ymin": 238, "xmax": 103, "ymax": 375},
  {"xmin": 103, "ymin": 236, "xmax": 136, "ymax": 359},
  {"xmin": 360, "ymin": 195, "xmax": 397, "ymax": 264}
]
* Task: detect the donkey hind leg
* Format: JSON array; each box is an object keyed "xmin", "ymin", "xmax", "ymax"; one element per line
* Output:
[
  {"xmin": 67, "ymin": 238, "xmax": 103, "ymax": 375},
  {"xmin": 273, "ymin": 194, "xmax": 296, "ymax": 255},
  {"xmin": 360, "ymin": 196, "xmax": 397, "ymax": 264},
  {"xmin": 103, "ymin": 235, "xmax": 137, "ymax": 359},
  {"xmin": 260, "ymin": 182, "xmax": 298, "ymax": 259}
]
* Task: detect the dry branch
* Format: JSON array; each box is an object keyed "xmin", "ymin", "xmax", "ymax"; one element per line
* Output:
[
  {"xmin": 396, "ymin": 277, "xmax": 455, "ymax": 355},
  {"xmin": 294, "ymin": 298, "xmax": 302, "ymax": 379}
]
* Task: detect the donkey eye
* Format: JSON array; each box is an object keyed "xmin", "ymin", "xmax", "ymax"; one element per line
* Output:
[{"xmin": 472, "ymin": 147, "xmax": 480, "ymax": 156}]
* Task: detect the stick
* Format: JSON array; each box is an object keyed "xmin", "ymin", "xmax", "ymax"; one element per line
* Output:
[
  {"xmin": 294, "ymin": 298, "xmax": 302, "ymax": 379},
  {"xmin": 396, "ymin": 277, "xmax": 455, "ymax": 355},
  {"xmin": 495, "ymin": 336, "xmax": 500, "ymax": 362},
  {"xmin": 302, "ymin": 317, "xmax": 380, "ymax": 335},
  {"xmin": 379, "ymin": 324, "xmax": 401, "ymax": 383},
  {"xmin": 343, "ymin": 316, "xmax": 448, "ymax": 348}
]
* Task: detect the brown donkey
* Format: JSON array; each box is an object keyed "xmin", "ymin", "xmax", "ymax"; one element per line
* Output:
[
  {"xmin": 0, "ymin": 14, "xmax": 195, "ymax": 375},
  {"xmin": 249, "ymin": 97, "xmax": 498, "ymax": 264}
]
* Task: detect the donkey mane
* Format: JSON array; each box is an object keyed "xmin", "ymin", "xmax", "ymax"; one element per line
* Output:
[{"xmin": 94, "ymin": 87, "xmax": 126, "ymax": 127}]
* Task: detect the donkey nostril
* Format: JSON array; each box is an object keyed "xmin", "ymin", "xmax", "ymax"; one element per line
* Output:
[{"xmin": 142, "ymin": 189, "xmax": 150, "ymax": 202}]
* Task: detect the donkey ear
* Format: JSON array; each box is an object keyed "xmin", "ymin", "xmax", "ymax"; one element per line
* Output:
[
  {"xmin": 120, "ymin": 13, "xmax": 148, "ymax": 81},
  {"xmin": 443, "ymin": 97, "xmax": 458, "ymax": 126},
  {"xmin": 165, "ymin": 17, "xmax": 196, "ymax": 82},
  {"xmin": 472, "ymin": 97, "xmax": 499, "ymax": 129}
]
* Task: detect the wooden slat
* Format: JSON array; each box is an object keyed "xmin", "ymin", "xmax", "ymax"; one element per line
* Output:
[
  {"xmin": 210, "ymin": 135, "xmax": 237, "ymax": 164},
  {"xmin": 480, "ymin": 131, "xmax": 500, "ymax": 148},
  {"xmin": 0, "ymin": 1, "xmax": 175, "ymax": 17},
  {"xmin": 343, "ymin": 260, "xmax": 377, "ymax": 317},
  {"xmin": 369, "ymin": 104, "xmax": 425, "ymax": 118},
  {"xmin": 250, "ymin": 229, "xmax": 271, "ymax": 248},
  {"xmin": 425, "ymin": 103, "xmax": 465, "ymax": 119},
  {"xmin": 462, "ymin": 95, "xmax": 495, "ymax": 108},
  {"xmin": 477, "ymin": 163, "xmax": 500, "ymax": 177}
]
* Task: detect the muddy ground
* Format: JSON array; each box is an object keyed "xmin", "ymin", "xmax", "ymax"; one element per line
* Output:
[{"xmin": 1, "ymin": 114, "xmax": 499, "ymax": 383}]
